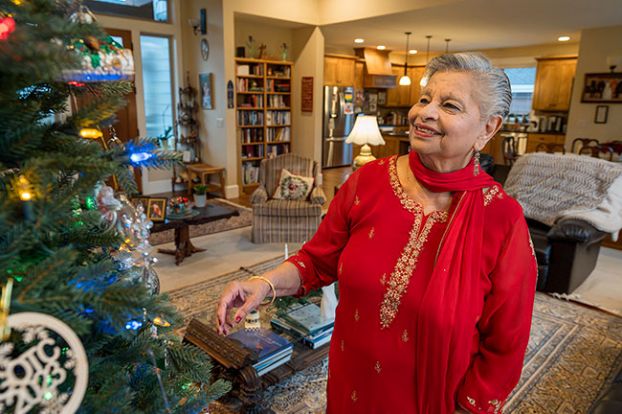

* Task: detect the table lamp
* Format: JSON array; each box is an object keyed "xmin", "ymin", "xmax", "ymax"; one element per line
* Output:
[{"xmin": 346, "ymin": 115, "xmax": 385, "ymax": 169}]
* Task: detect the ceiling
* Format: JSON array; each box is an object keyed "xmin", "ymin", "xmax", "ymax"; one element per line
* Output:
[{"xmin": 320, "ymin": 0, "xmax": 622, "ymax": 54}]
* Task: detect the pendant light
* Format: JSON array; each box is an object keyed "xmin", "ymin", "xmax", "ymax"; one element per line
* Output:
[
  {"xmin": 445, "ymin": 38, "xmax": 451, "ymax": 53},
  {"xmin": 399, "ymin": 32, "xmax": 412, "ymax": 86},
  {"xmin": 425, "ymin": 35, "xmax": 432, "ymax": 63},
  {"xmin": 420, "ymin": 35, "xmax": 433, "ymax": 87}
]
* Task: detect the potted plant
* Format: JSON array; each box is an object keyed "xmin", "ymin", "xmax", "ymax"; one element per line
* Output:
[{"xmin": 193, "ymin": 184, "xmax": 208, "ymax": 208}]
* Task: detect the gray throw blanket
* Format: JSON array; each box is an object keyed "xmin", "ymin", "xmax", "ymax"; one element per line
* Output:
[{"xmin": 504, "ymin": 153, "xmax": 622, "ymax": 237}]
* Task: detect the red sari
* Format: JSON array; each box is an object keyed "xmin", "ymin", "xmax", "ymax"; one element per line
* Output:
[{"xmin": 287, "ymin": 154, "xmax": 537, "ymax": 414}]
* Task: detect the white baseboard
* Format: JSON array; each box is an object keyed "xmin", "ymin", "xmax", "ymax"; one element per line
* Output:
[{"xmin": 142, "ymin": 179, "xmax": 172, "ymax": 195}]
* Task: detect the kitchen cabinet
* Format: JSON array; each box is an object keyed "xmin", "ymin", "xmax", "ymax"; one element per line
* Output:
[
  {"xmin": 354, "ymin": 61, "xmax": 364, "ymax": 89},
  {"xmin": 386, "ymin": 66, "xmax": 411, "ymax": 107},
  {"xmin": 532, "ymin": 57, "xmax": 577, "ymax": 111},
  {"xmin": 386, "ymin": 65, "xmax": 425, "ymax": 108},
  {"xmin": 324, "ymin": 56, "xmax": 355, "ymax": 86},
  {"xmin": 525, "ymin": 133, "xmax": 566, "ymax": 153},
  {"xmin": 408, "ymin": 66, "xmax": 426, "ymax": 104}
]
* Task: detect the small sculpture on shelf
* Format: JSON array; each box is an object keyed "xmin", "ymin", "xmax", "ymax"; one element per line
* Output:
[{"xmin": 172, "ymin": 73, "xmax": 201, "ymax": 192}]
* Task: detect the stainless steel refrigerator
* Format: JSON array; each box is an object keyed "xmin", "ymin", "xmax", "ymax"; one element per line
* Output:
[{"xmin": 322, "ymin": 85, "xmax": 356, "ymax": 168}]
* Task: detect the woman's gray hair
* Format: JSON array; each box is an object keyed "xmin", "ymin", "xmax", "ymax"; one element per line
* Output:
[{"xmin": 422, "ymin": 53, "xmax": 512, "ymax": 119}]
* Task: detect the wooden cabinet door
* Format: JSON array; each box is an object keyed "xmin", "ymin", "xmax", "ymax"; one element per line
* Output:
[
  {"xmin": 325, "ymin": 57, "xmax": 355, "ymax": 86},
  {"xmin": 408, "ymin": 66, "xmax": 426, "ymax": 107},
  {"xmin": 532, "ymin": 58, "xmax": 577, "ymax": 111},
  {"xmin": 354, "ymin": 61, "xmax": 364, "ymax": 89},
  {"xmin": 387, "ymin": 66, "xmax": 411, "ymax": 107},
  {"xmin": 526, "ymin": 133, "xmax": 566, "ymax": 153}
]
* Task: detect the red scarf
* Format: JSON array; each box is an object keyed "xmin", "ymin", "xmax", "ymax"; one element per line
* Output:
[{"xmin": 409, "ymin": 151, "xmax": 496, "ymax": 413}]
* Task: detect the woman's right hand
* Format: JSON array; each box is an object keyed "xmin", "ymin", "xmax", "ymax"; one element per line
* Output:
[{"xmin": 215, "ymin": 279, "xmax": 271, "ymax": 335}]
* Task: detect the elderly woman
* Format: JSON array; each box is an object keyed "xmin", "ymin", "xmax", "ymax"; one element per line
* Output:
[{"xmin": 216, "ymin": 53, "xmax": 537, "ymax": 414}]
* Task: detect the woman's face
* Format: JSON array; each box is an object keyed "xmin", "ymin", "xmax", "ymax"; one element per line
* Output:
[{"xmin": 408, "ymin": 71, "xmax": 499, "ymax": 170}]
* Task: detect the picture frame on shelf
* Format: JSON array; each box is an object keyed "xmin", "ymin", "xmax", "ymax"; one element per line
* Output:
[
  {"xmin": 581, "ymin": 73, "xmax": 622, "ymax": 103},
  {"xmin": 199, "ymin": 72, "xmax": 213, "ymax": 109},
  {"xmin": 130, "ymin": 197, "xmax": 150, "ymax": 210},
  {"xmin": 146, "ymin": 198, "xmax": 167, "ymax": 222},
  {"xmin": 594, "ymin": 105, "xmax": 609, "ymax": 124}
]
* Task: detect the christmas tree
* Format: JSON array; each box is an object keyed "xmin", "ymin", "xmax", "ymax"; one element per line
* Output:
[{"xmin": 0, "ymin": 0, "xmax": 230, "ymax": 412}]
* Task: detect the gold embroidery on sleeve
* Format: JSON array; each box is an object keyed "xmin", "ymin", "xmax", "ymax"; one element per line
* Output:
[
  {"xmin": 296, "ymin": 260, "xmax": 306, "ymax": 268},
  {"xmin": 340, "ymin": 339, "xmax": 345, "ymax": 352},
  {"xmin": 379, "ymin": 273, "xmax": 387, "ymax": 285},
  {"xmin": 401, "ymin": 330, "xmax": 409, "ymax": 342},
  {"xmin": 354, "ymin": 195, "xmax": 360, "ymax": 206},
  {"xmin": 354, "ymin": 309, "xmax": 360, "ymax": 322},
  {"xmin": 378, "ymin": 159, "xmax": 385, "ymax": 166},
  {"xmin": 369, "ymin": 227, "xmax": 375, "ymax": 239},
  {"xmin": 351, "ymin": 390, "xmax": 358, "ymax": 402},
  {"xmin": 467, "ymin": 396, "xmax": 476, "ymax": 406},
  {"xmin": 339, "ymin": 262, "xmax": 343, "ymax": 275},
  {"xmin": 483, "ymin": 185, "xmax": 500, "ymax": 206},
  {"xmin": 489, "ymin": 399, "xmax": 503, "ymax": 413},
  {"xmin": 374, "ymin": 361, "xmax": 382, "ymax": 374}
]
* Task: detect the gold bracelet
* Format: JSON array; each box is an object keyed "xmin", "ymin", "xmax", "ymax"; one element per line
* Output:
[{"xmin": 248, "ymin": 276, "xmax": 276, "ymax": 306}]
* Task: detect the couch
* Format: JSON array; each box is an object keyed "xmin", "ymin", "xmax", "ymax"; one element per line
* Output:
[
  {"xmin": 250, "ymin": 153, "xmax": 326, "ymax": 243},
  {"xmin": 483, "ymin": 152, "xmax": 609, "ymax": 294}
]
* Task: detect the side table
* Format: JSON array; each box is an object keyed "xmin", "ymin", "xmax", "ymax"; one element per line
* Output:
[
  {"xmin": 184, "ymin": 318, "xmax": 329, "ymax": 414},
  {"xmin": 186, "ymin": 163, "xmax": 226, "ymax": 198}
]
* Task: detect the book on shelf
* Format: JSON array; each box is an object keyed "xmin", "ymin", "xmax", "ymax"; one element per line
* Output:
[
  {"xmin": 237, "ymin": 65, "xmax": 250, "ymax": 76},
  {"xmin": 227, "ymin": 328, "xmax": 293, "ymax": 376}
]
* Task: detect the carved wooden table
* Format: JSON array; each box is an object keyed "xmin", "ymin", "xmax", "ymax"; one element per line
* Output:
[
  {"xmin": 184, "ymin": 318, "xmax": 330, "ymax": 413},
  {"xmin": 152, "ymin": 204, "xmax": 238, "ymax": 265}
]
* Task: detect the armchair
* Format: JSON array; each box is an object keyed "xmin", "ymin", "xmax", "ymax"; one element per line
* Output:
[{"xmin": 250, "ymin": 153, "xmax": 326, "ymax": 243}]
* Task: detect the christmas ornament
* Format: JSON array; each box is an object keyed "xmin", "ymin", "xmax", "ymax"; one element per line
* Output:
[
  {"xmin": 98, "ymin": 190, "xmax": 160, "ymax": 294},
  {"xmin": 0, "ymin": 312, "xmax": 89, "ymax": 413},
  {"xmin": 0, "ymin": 16, "xmax": 16, "ymax": 41}
]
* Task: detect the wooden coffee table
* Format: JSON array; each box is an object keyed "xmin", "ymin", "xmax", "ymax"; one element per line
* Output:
[
  {"xmin": 152, "ymin": 204, "xmax": 239, "ymax": 265},
  {"xmin": 184, "ymin": 318, "xmax": 329, "ymax": 414}
]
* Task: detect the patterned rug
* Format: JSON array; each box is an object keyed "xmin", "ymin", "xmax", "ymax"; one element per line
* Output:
[
  {"xmin": 149, "ymin": 199, "xmax": 252, "ymax": 246},
  {"xmin": 168, "ymin": 257, "xmax": 622, "ymax": 414}
]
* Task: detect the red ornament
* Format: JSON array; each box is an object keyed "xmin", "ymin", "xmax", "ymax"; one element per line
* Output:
[{"xmin": 0, "ymin": 16, "xmax": 16, "ymax": 41}]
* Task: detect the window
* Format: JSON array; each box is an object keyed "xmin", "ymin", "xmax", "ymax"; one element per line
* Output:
[
  {"xmin": 503, "ymin": 67, "xmax": 536, "ymax": 116},
  {"xmin": 85, "ymin": 0, "xmax": 169, "ymax": 23},
  {"xmin": 140, "ymin": 35, "xmax": 174, "ymax": 142}
]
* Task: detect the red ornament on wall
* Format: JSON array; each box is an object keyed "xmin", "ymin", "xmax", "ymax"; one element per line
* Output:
[{"xmin": 0, "ymin": 16, "xmax": 16, "ymax": 41}]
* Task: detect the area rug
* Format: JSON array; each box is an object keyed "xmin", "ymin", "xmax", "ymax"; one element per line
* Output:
[
  {"xmin": 168, "ymin": 257, "xmax": 622, "ymax": 414},
  {"xmin": 149, "ymin": 198, "xmax": 252, "ymax": 246}
]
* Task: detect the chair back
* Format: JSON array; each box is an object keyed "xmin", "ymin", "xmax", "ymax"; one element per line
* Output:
[
  {"xmin": 571, "ymin": 138, "xmax": 599, "ymax": 154},
  {"xmin": 536, "ymin": 143, "xmax": 566, "ymax": 154},
  {"xmin": 259, "ymin": 153, "xmax": 318, "ymax": 197}
]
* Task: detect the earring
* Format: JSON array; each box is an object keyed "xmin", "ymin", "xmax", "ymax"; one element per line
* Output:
[{"xmin": 473, "ymin": 150, "xmax": 480, "ymax": 176}]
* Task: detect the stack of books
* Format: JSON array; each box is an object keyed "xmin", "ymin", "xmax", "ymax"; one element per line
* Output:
[
  {"xmin": 271, "ymin": 302, "xmax": 334, "ymax": 349},
  {"xmin": 227, "ymin": 328, "xmax": 293, "ymax": 376}
]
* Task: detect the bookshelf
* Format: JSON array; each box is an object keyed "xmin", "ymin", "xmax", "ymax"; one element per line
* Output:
[{"xmin": 235, "ymin": 58, "xmax": 293, "ymax": 193}]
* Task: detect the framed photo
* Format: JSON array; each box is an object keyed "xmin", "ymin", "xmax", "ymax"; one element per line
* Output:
[
  {"xmin": 146, "ymin": 198, "xmax": 167, "ymax": 222},
  {"xmin": 581, "ymin": 73, "xmax": 622, "ymax": 103},
  {"xmin": 594, "ymin": 105, "xmax": 609, "ymax": 124},
  {"xmin": 199, "ymin": 72, "xmax": 213, "ymax": 109}
]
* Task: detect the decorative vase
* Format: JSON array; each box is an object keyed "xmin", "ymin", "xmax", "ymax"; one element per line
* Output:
[{"xmin": 194, "ymin": 193, "xmax": 207, "ymax": 208}]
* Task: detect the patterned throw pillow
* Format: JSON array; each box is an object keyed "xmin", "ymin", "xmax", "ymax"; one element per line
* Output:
[{"xmin": 273, "ymin": 169, "xmax": 314, "ymax": 201}]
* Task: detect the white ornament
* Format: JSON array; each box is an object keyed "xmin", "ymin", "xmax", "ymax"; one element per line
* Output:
[
  {"xmin": 320, "ymin": 283, "xmax": 338, "ymax": 322},
  {"xmin": 0, "ymin": 312, "xmax": 89, "ymax": 414}
]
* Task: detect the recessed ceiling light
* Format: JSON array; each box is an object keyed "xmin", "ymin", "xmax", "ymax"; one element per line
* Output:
[
  {"xmin": 377, "ymin": 45, "xmax": 386, "ymax": 50},
  {"xmin": 558, "ymin": 36, "xmax": 570, "ymax": 42},
  {"xmin": 408, "ymin": 49, "xmax": 418, "ymax": 55},
  {"xmin": 354, "ymin": 38, "xmax": 364, "ymax": 44}
]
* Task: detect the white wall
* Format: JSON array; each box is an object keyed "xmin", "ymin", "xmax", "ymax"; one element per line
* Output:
[
  {"xmin": 291, "ymin": 27, "xmax": 325, "ymax": 163},
  {"xmin": 566, "ymin": 25, "xmax": 622, "ymax": 144},
  {"xmin": 234, "ymin": 18, "xmax": 294, "ymax": 60}
]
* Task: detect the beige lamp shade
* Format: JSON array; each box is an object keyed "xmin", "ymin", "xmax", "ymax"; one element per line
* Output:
[
  {"xmin": 346, "ymin": 115, "xmax": 385, "ymax": 169},
  {"xmin": 346, "ymin": 115, "xmax": 385, "ymax": 146}
]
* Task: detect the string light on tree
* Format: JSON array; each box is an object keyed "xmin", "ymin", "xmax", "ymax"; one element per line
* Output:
[
  {"xmin": 79, "ymin": 127, "xmax": 103, "ymax": 139},
  {"xmin": 0, "ymin": 16, "xmax": 16, "ymax": 41},
  {"xmin": 15, "ymin": 175, "xmax": 34, "ymax": 221}
]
